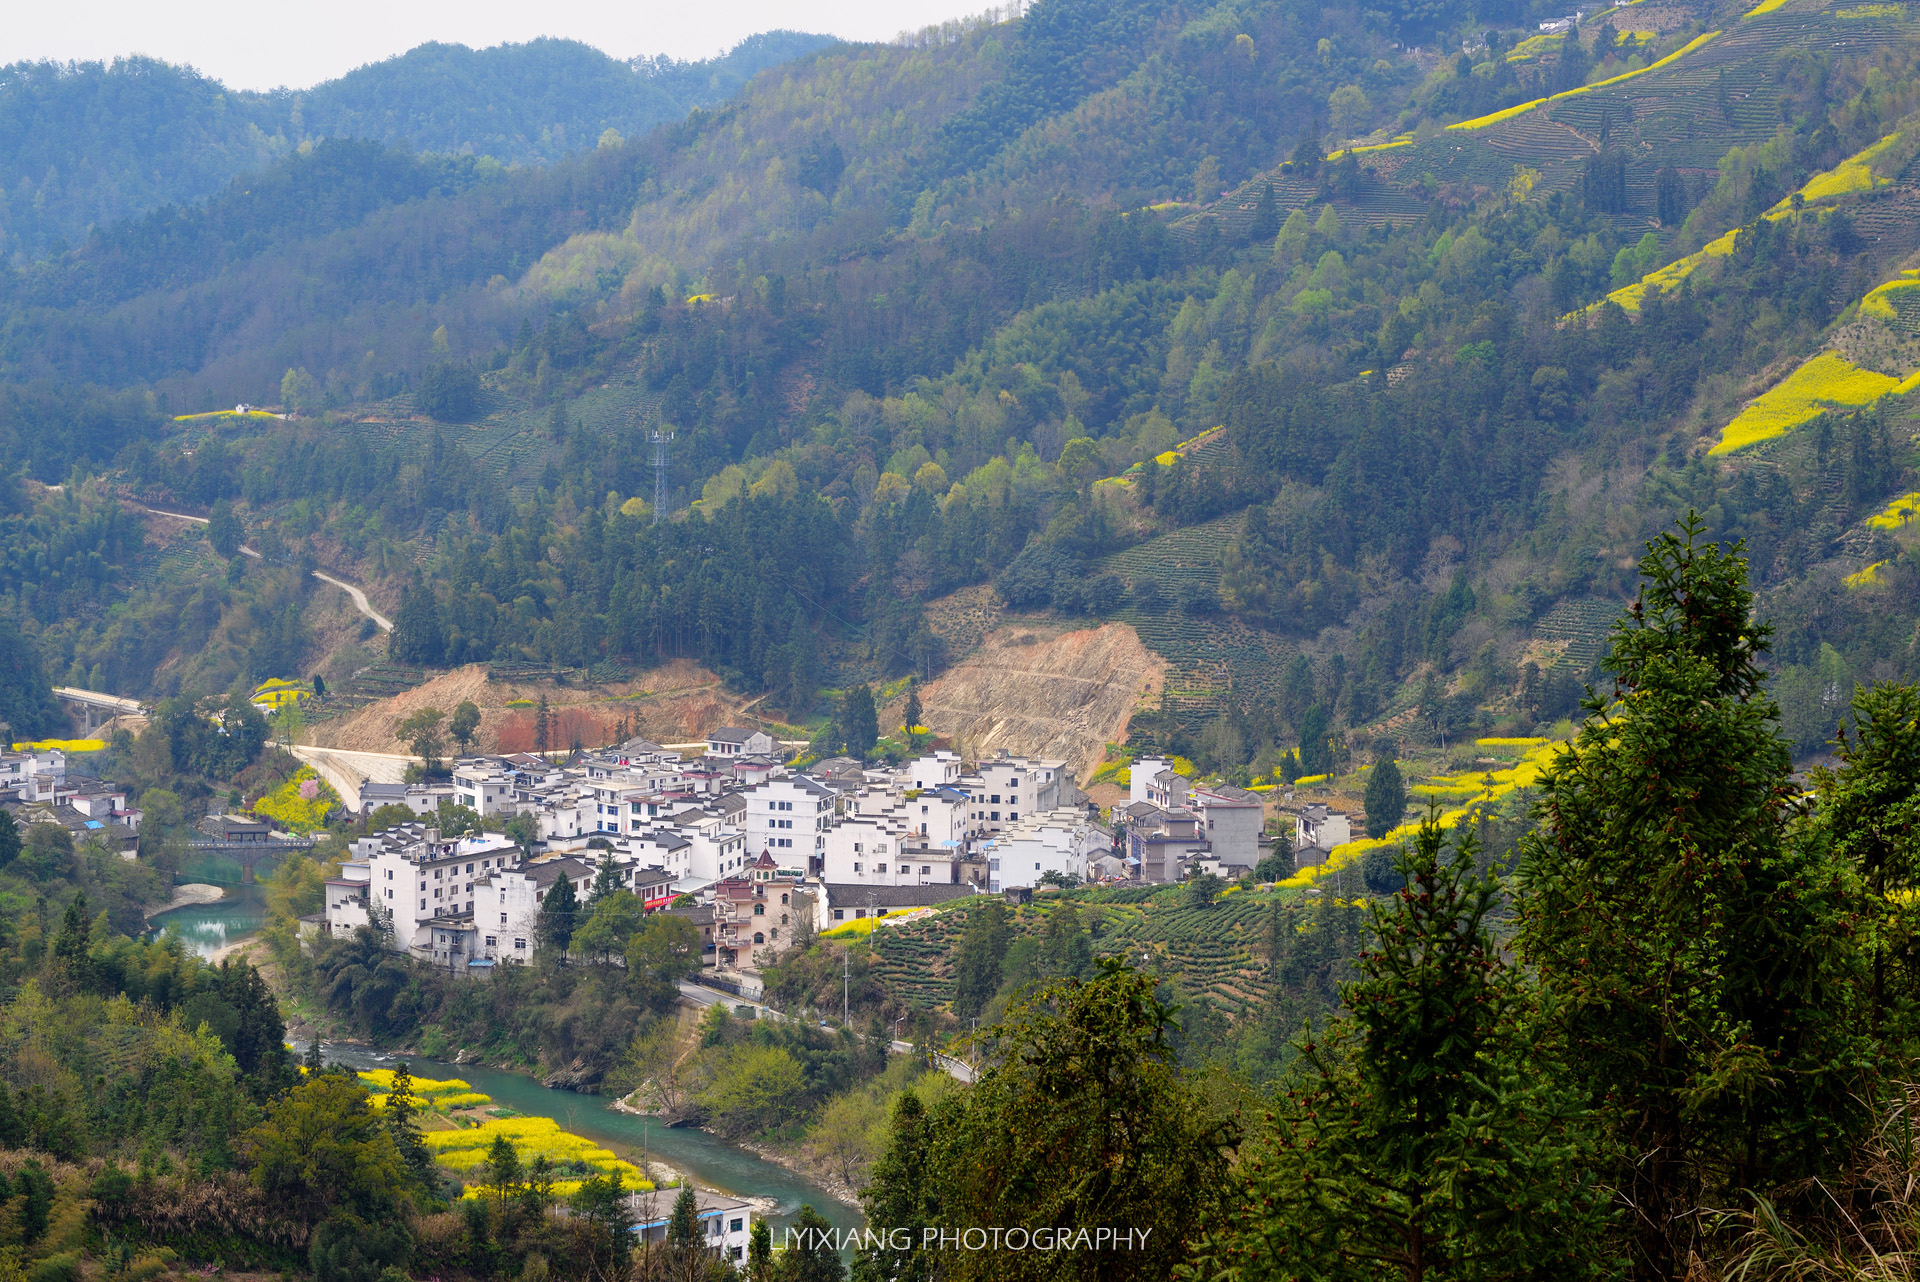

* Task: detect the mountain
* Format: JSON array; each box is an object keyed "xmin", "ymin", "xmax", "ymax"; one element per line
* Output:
[
  {"xmin": 0, "ymin": 31, "xmax": 837, "ymax": 261},
  {"xmin": 1, "ymin": 0, "xmax": 1917, "ymax": 776}
]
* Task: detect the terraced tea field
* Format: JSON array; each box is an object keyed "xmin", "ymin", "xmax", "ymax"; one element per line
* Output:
[
  {"xmin": 1531, "ymin": 596, "xmax": 1625, "ymax": 671},
  {"xmin": 861, "ymin": 886, "xmax": 1296, "ymax": 1020}
]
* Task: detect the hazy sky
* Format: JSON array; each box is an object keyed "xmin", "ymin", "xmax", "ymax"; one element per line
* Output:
[{"xmin": 5, "ymin": 0, "xmax": 992, "ymax": 92}]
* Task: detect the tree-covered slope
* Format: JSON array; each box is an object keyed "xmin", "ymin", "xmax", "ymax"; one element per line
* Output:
[
  {"xmin": 0, "ymin": 32, "xmax": 836, "ymax": 262},
  {"xmin": 2, "ymin": 0, "xmax": 1919, "ymax": 773}
]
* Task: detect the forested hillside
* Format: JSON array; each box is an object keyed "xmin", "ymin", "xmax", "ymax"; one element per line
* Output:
[
  {"xmin": 2, "ymin": 0, "xmax": 1919, "ymax": 775},
  {"xmin": 0, "ymin": 32, "xmax": 836, "ymax": 261}
]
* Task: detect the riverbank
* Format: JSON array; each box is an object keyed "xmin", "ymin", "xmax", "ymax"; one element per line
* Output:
[
  {"xmin": 728, "ymin": 1134, "xmax": 861, "ymax": 1208},
  {"xmin": 609, "ymin": 1091, "xmax": 860, "ymax": 1208},
  {"xmin": 308, "ymin": 1045, "xmax": 865, "ymax": 1240},
  {"xmin": 145, "ymin": 882, "xmax": 225, "ymax": 919}
]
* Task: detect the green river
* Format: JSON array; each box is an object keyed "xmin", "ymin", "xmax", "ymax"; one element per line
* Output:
[{"xmin": 147, "ymin": 888, "xmax": 862, "ymax": 1244}]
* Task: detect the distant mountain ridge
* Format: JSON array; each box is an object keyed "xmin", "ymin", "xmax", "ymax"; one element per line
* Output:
[{"xmin": 0, "ymin": 31, "xmax": 838, "ymax": 262}]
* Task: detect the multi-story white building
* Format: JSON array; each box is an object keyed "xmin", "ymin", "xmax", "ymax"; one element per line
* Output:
[
  {"xmin": 360, "ymin": 826, "xmax": 521, "ymax": 953},
  {"xmin": 1128, "ymin": 757, "xmax": 1170, "ymax": 807},
  {"xmin": 1294, "ymin": 805, "xmax": 1353, "ymax": 867},
  {"xmin": 957, "ymin": 753, "xmax": 1069, "ymax": 837},
  {"xmin": 471, "ymin": 856, "xmax": 597, "ymax": 963},
  {"xmin": 983, "ymin": 808, "xmax": 1106, "ymax": 892},
  {"xmin": 903, "ymin": 750, "xmax": 965, "ymax": 792},
  {"xmin": 743, "ymin": 775, "xmax": 834, "ymax": 867}
]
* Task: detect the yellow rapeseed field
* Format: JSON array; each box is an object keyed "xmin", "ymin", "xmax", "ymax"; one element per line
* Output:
[
  {"xmin": 1866, "ymin": 492, "xmax": 1920, "ymax": 530},
  {"xmin": 1712, "ymin": 352, "xmax": 1899, "ymax": 454}
]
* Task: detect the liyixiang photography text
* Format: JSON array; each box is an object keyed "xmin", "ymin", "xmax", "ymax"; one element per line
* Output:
[{"xmin": 784, "ymin": 1226, "xmax": 1157, "ymax": 1254}]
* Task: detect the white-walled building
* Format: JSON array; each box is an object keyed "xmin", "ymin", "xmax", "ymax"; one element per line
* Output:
[
  {"xmin": 904, "ymin": 750, "xmax": 965, "ymax": 791},
  {"xmin": 1294, "ymin": 805, "xmax": 1352, "ymax": 866},
  {"xmin": 983, "ymin": 808, "xmax": 1106, "ymax": 892},
  {"xmin": 707, "ymin": 727, "xmax": 777, "ymax": 757},
  {"xmin": 360, "ymin": 826, "xmax": 520, "ymax": 954},
  {"xmin": 743, "ymin": 775, "xmax": 834, "ymax": 867},
  {"xmin": 1128, "ymin": 757, "xmax": 1170, "ymax": 807}
]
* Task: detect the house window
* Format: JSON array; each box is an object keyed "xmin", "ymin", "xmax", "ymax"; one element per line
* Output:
[
  {"xmin": 833, "ymin": 909, "xmax": 845, "ymax": 920},
  {"xmin": 514, "ymin": 938, "xmax": 526, "ymax": 949},
  {"xmin": 420, "ymin": 899, "xmax": 426, "ymax": 909},
  {"xmin": 921, "ymin": 866, "xmax": 931, "ymax": 875},
  {"xmin": 853, "ymin": 862, "xmax": 862, "ymax": 873},
  {"xmin": 754, "ymin": 904, "xmax": 764, "ymax": 915},
  {"xmin": 730, "ymin": 1218, "xmax": 744, "ymax": 1233},
  {"xmin": 753, "ymin": 932, "xmax": 764, "ymax": 944},
  {"xmin": 486, "ymin": 936, "xmax": 497, "ymax": 946}
]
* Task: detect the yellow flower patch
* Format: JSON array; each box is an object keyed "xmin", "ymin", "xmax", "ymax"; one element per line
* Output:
[
  {"xmin": 1835, "ymin": 3, "xmax": 1901, "ymax": 15},
  {"xmin": 1582, "ymin": 133, "xmax": 1906, "ymax": 319},
  {"xmin": 1475, "ymin": 736, "xmax": 1547, "ymax": 747},
  {"xmin": 1281, "ymin": 740, "xmax": 1567, "ymax": 889},
  {"xmin": 1845, "ymin": 561, "xmax": 1889, "ymax": 589},
  {"xmin": 1712, "ymin": 352, "xmax": 1899, "ymax": 454},
  {"xmin": 252, "ymin": 766, "xmax": 340, "ymax": 834},
  {"xmin": 1506, "ymin": 32, "xmax": 1565, "ymax": 61},
  {"xmin": 1860, "ymin": 273, "xmax": 1920, "ymax": 321},
  {"xmin": 1452, "ymin": 31, "xmax": 1720, "ymax": 132},
  {"xmin": 421, "ymin": 1116, "xmax": 651, "ymax": 1189},
  {"xmin": 1745, "ymin": 0, "xmax": 1793, "ymax": 15},
  {"xmin": 1866, "ymin": 493, "xmax": 1920, "ymax": 530},
  {"xmin": 10, "ymin": 738, "xmax": 106, "ymax": 753}
]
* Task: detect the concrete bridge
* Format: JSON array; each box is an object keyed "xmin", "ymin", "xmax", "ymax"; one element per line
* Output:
[{"xmin": 52, "ymin": 687, "xmax": 144, "ymax": 735}]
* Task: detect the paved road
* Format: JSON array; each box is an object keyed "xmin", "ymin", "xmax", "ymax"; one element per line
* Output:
[
  {"xmin": 291, "ymin": 744, "xmax": 413, "ymax": 801},
  {"xmin": 136, "ymin": 504, "xmax": 389, "ymax": 632},
  {"xmin": 313, "ymin": 570, "xmax": 393, "ymax": 632}
]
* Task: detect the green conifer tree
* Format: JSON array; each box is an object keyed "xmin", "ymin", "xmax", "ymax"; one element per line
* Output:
[
  {"xmin": 1192, "ymin": 813, "xmax": 1611, "ymax": 1280},
  {"xmin": 1516, "ymin": 514, "xmax": 1870, "ymax": 1276},
  {"xmin": 384, "ymin": 1061, "xmax": 433, "ymax": 1182},
  {"xmin": 539, "ymin": 874, "xmax": 579, "ymax": 952},
  {"xmin": 1362, "ymin": 754, "xmax": 1406, "ymax": 839}
]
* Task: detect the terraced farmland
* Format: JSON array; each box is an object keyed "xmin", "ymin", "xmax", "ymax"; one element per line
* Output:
[
  {"xmin": 861, "ymin": 888, "xmax": 1296, "ymax": 1020},
  {"xmin": 1531, "ymin": 596, "xmax": 1625, "ymax": 671}
]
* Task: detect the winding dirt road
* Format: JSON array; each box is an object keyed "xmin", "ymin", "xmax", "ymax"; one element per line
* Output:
[{"xmin": 136, "ymin": 504, "xmax": 392, "ymax": 632}]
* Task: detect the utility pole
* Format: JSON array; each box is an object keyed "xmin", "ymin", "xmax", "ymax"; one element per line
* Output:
[
  {"xmin": 649, "ymin": 429, "xmax": 674, "ymax": 525},
  {"xmin": 843, "ymin": 944, "xmax": 849, "ymax": 1027}
]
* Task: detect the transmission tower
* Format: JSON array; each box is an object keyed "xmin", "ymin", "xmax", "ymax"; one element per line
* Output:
[{"xmin": 649, "ymin": 428, "xmax": 674, "ymax": 525}]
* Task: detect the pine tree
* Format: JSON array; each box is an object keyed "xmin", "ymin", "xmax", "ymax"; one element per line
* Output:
[
  {"xmin": 950, "ymin": 900, "xmax": 1012, "ymax": 1019},
  {"xmin": 588, "ymin": 851, "xmax": 622, "ymax": 904},
  {"xmin": 539, "ymin": 874, "xmax": 579, "ymax": 952},
  {"xmin": 1250, "ymin": 181, "xmax": 1279, "ymax": 241},
  {"xmin": 667, "ymin": 1184, "xmax": 699, "ymax": 1247},
  {"xmin": 837, "ymin": 684, "xmax": 878, "ymax": 758},
  {"xmin": 903, "ymin": 679, "xmax": 923, "ymax": 743},
  {"xmin": 385, "ymin": 1061, "xmax": 433, "ymax": 1182},
  {"xmin": 534, "ymin": 694, "xmax": 553, "ymax": 755},
  {"xmin": 1362, "ymin": 754, "xmax": 1406, "ymax": 839},
  {"xmin": 1807, "ymin": 681, "xmax": 1920, "ymax": 1042},
  {"xmin": 1516, "ymin": 514, "xmax": 1870, "ymax": 1277},
  {"xmin": 485, "ymin": 1133, "xmax": 521, "ymax": 1202},
  {"xmin": 1191, "ymin": 813, "xmax": 1611, "ymax": 1280},
  {"xmin": 747, "ymin": 1218, "xmax": 775, "ymax": 1281},
  {"xmin": 391, "ymin": 578, "xmax": 445, "ymax": 665}
]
